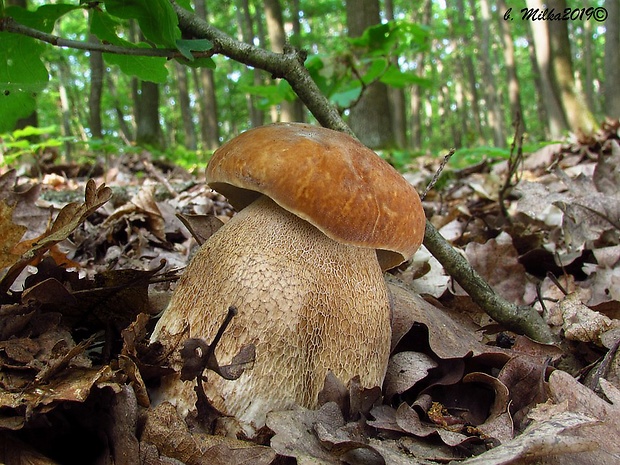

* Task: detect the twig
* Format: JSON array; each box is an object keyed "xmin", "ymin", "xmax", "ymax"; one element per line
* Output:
[
  {"xmin": 499, "ymin": 115, "xmax": 525, "ymax": 220},
  {"xmin": 421, "ymin": 148, "xmax": 455, "ymax": 200}
]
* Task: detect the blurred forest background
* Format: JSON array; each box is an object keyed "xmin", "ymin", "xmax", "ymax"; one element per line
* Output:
[{"xmin": 1, "ymin": 0, "xmax": 619, "ymax": 171}]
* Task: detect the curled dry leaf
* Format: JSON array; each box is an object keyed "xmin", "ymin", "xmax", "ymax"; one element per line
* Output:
[
  {"xmin": 0, "ymin": 435, "xmax": 61, "ymax": 465},
  {"xmin": 176, "ymin": 213, "xmax": 224, "ymax": 245},
  {"xmin": 268, "ymin": 402, "xmax": 346, "ymax": 464},
  {"xmin": 387, "ymin": 278, "xmax": 509, "ymax": 359},
  {"xmin": 582, "ymin": 244, "xmax": 620, "ymax": 306},
  {"xmin": 394, "ymin": 402, "xmax": 475, "ymax": 447},
  {"xmin": 463, "ymin": 372, "xmax": 513, "ymax": 444},
  {"xmin": 0, "ymin": 200, "xmax": 27, "ymax": 270},
  {"xmin": 104, "ymin": 185, "xmax": 166, "ymax": 242},
  {"xmin": 496, "ymin": 353, "xmax": 549, "ymax": 429}
]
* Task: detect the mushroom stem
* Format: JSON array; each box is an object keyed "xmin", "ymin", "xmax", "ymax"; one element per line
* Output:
[{"xmin": 151, "ymin": 195, "xmax": 391, "ymax": 435}]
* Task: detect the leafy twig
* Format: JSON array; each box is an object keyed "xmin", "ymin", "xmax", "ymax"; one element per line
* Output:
[{"xmin": 0, "ymin": 16, "xmax": 214, "ymax": 59}]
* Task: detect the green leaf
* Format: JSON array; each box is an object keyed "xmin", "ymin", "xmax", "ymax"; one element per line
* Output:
[
  {"xmin": 12, "ymin": 125, "xmax": 57, "ymax": 139},
  {"xmin": 348, "ymin": 22, "xmax": 396, "ymax": 55},
  {"xmin": 239, "ymin": 81, "xmax": 296, "ymax": 108},
  {"xmin": 0, "ymin": 33, "xmax": 48, "ymax": 132},
  {"xmin": 104, "ymin": 0, "xmax": 180, "ymax": 48},
  {"xmin": 361, "ymin": 58, "xmax": 387, "ymax": 85},
  {"xmin": 175, "ymin": 38, "xmax": 213, "ymax": 61},
  {"xmin": 176, "ymin": 56, "xmax": 216, "ymax": 69},
  {"xmin": 90, "ymin": 9, "xmax": 128, "ymax": 46},
  {"xmin": 7, "ymin": 4, "xmax": 81, "ymax": 33},
  {"xmin": 330, "ymin": 87, "xmax": 361, "ymax": 108},
  {"xmin": 380, "ymin": 65, "xmax": 431, "ymax": 88},
  {"xmin": 91, "ymin": 10, "xmax": 169, "ymax": 81},
  {"xmin": 103, "ymin": 52, "xmax": 168, "ymax": 83}
]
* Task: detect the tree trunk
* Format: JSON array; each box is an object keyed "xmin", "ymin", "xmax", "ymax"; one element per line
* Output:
[
  {"xmin": 453, "ymin": 0, "xmax": 483, "ymax": 145},
  {"xmin": 478, "ymin": 0, "xmax": 505, "ymax": 146},
  {"xmin": 56, "ymin": 59, "xmax": 73, "ymax": 159},
  {"xmin": 582, "ymin": 19, "xmax": 596, "ymax": 113},
  {"xmin": 496, "ymin": 0, "xmax": 525, "ymax": 139},
  {"xmin": 547, "ymin": 0, "xmax": 597, "ymax": 133},
  {"xmin": 525, "ymin": 24, "xmax": 549, "ymax": 139},
  {"xmin": 526, "ymin": 0, "xmax": 568, "ymax": 138},
  {"xmin": 235, "ymin": 0, "xmax": 264, "ymax": 128},
  {"xmin": 345, "ymin": 0, "xmax": 395, "ymax": 149},
  {"xmin": 135, "ymin": 80, "xmax": 162, "ymax": 148},
  {"xmin": 264, "ymin": 0, "xmax": 304, "ymax": 122},
  {"xmin": 409, "ymin": 0, "xmax": 432, "ymax": 150},
  {"xmin": 604, "ymin": 0, "xmax": 620, "ymax": 118},
  {"xmin": 175, "ymin": 62, "xmax": 197, "ymax": 150},
  {"xmin": 88, "ymin": 33, "xmax": 104, "ymax": 139},
  {"xmin": 385, "ymin": 0, "xmax": 407, "ymax": 148},
  {"xmin": 106, "ymin": 75, "xmax": 133, "ymax": 144},
  {"xmin": 193, "ymin": 0, "xmax": 220, "ymax": 149}
]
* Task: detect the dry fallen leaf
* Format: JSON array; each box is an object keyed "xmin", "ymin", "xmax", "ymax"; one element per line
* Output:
[
  {"xmin": 142, "ymin": 402, "xmax": 276, "ymax": 465},
  {"xmin": 0, "ymin": 179, "xmax": 112, "ymax": 295},
  {"xmin": 560, "ymin": 292, "xmax": 618, "ymax": 345},
  {"xmin": 543, "ymin": 369, "xmax": 620, "ymax": 464}
]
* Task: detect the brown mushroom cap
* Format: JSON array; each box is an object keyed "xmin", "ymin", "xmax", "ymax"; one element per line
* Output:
[{"xmin": 206, "ymin": 123, "xmax": 425, "ymax": 270}]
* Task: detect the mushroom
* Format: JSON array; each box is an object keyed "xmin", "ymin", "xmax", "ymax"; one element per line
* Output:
[{"xmin": 151, "ymin": 123, "xmax": 425, "ymax": 436}]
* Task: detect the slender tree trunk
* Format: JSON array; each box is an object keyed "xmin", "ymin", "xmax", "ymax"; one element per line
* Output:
[
  {"xmin": 547, "ymin": 0, "xmax": 597, "ymax": 133},
  {"xmin": 582, "ymin": 19, "xmax": 596, "ymax": 113},
  {"xmin": 525, "ymin": 25, "xmax": 549, "ymax": 139},
  {"xmin": 175, "ymin": 62, "xmax": 197, "ymax": 150},
  {"xmin": 409, "ymin": 0, "xmax": 432, "ymax": 150},
  {"xmin": 88, "ymin": 33, "xmax": 104, "ymax": 139},
  {"xmin": 193, "ymin": 0, "xmax": 220, "ymax": 148},
  {"xmin": 346, "ymin": 0, "xmax": 395, "ymax": 149},
  {"xmin": 236, "ymin": 0, "xmax": 265, "ymax": 127},
  {"xmin": 134, "ymin": 80, "xmax": 162, "ymax": 148},
  {"xmin": 56, "ymin": 59, "xmax": 73, "ymax": 159},
  {"xmin": 453, "ymin": 0, "xmax": 483, "ymax": 145},
  {"xmin": 496, "ymin": 0, "xmax": 525, "ymax": 139},
  {"xmin": 604, "ymin": 0, "xmax": 620, "ymax": 118},
  {"xmin": 263, "ymin": 0, "xmax": 304, "ymax": 122},
  {"xmin": 385, "ymin": 0, "xmax": 407, "ymax": 148},
  {"xmin": 526, "ymin": 0, "xmax": 568, "ymax": 138},
  {"xmin": 105, "ymin": 75, "xmax": 133, "ymax": 144},
  {"xmin": 478, "ymin": 0, "xmax": 505, "ymax": 146}
]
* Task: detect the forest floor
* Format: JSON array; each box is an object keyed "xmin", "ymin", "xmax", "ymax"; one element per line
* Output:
[{"xmin": 0, "ymin": 119, "xmax": 619, "ymax": 465}]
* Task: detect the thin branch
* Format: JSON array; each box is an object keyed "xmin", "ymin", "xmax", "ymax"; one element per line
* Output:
[
  {"xmin": 0, "ymin": 16, "xmax": 213, "ymax": 59},
  {"xmin": 423, "ymin": 222, "xmax": 554, "ymax": 343}
]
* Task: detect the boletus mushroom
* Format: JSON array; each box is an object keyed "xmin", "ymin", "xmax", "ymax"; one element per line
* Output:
[{"xmin": 151, "ymin": 123, "xmax": 425, "ymax": 436}]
